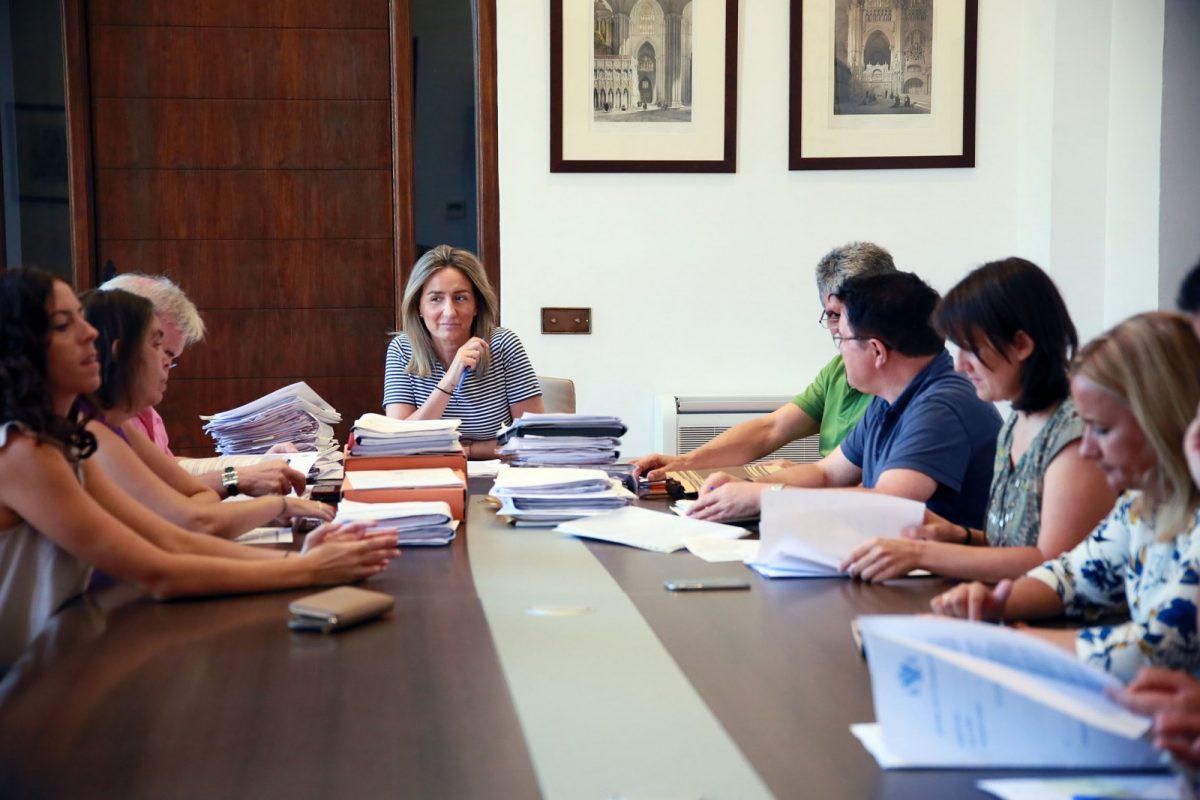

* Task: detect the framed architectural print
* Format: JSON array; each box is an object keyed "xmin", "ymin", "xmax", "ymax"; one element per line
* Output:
[
  {"xmin": 551, "ymin": 0, "xmax": 739, "ymax": 173},
  {"xmin": 789, "ymin": 0, "xmax": 977, "ymax": 170}
]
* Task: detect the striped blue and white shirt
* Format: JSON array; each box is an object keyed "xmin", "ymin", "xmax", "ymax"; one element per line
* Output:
[{"xmin": 382, "ymin": 326, "xmax": 542, "ymax": 441}]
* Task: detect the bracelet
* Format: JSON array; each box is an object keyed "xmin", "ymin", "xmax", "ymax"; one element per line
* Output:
[
  {"xmin": 434, "ymin": 384, "xmax": 453, "ymax": 396},
  {"xmin": 960, "ymin": 525, "xmax": 972, "ymax": 545}
]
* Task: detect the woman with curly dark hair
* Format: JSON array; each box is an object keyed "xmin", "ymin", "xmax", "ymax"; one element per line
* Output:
[
  {"xmin": 78, "ymin": 288, "xmax": 332, "ymax": 539},
  {"xmin": 0, "ymin": 269, "xmax": 399, "ymax": 671}
]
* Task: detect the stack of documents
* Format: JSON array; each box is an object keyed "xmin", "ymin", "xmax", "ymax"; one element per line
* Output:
[
  {"xmin": 555, "ymin": 505, "xmax": 750, "ymax": 554},
  {"xmin": 349, "ymin": 414, "xmax": 462, "ymax": 456},
  {"xmin": 746, "ymin": 489, "xmax": 925, "ymax": 578},
  {"xmin": 852, "ymin": 615, "xmax": 1162, "ymax": 769},
  {"xmin": 201, "ymin": 382, "xmax": 341, "ymax": 455},
  {"xmin": 496, "ymin": 413, "xmax": 627, "ymax": 466},
  {"xmin": 333, "ymin": 499, "xmax": 458, "ymax": 546},
  {"xmin": 489, "ymin": 467, "xmax": 635, "ymax": 526}
]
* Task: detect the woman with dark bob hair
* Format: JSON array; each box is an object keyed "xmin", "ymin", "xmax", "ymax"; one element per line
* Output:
[
  {"xmin": 0, "ymin": 269, "xmax": 398, "ymax": 670},
  {"xmin": 78, "ymin": 288, "xmax": 330, "ymax": 538},
  {"xmin": 933, "ymin": 312, "xmax": 1200, "ymax": 680},
  {"xmin": 842, "ymin": 257, "xmax": 1114, "ymax": 581},
  {"xmin": 383, "ymin": 246, "xmax": 543, "ymax": 459}
]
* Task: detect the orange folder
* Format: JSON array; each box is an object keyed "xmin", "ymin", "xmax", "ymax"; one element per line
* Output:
[
  {"xmin": 344, "ymin": 451, "xmax": 468, "ymax": 474},
  {"xmin": 340, "ymin": 469, "xmax": 466, "ymax": 519}
]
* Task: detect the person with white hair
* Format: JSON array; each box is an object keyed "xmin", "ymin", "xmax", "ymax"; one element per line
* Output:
[{"xmin": 98, "ymin": 273, "xmax": 306, "ymax": 497}]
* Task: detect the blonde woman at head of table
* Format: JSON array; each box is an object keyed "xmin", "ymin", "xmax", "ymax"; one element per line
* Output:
[
  {"xmin": 78, "ymin": 288, "xmax": 331, "ymax": 540},
  {"xmin": 383, "ymin": 246, "xmax": 543, "ymax": 460},
  {"xmin": 0, "ymin": 268, "xmax": 400, "ymax": 670},
  {"xmin": 840, "ymin": 257, "xmax": 1115, "ymax": 583}
]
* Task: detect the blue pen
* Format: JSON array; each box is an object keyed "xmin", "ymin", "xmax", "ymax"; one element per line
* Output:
[{"xmin": 455, "ymin": 367, "xmax": 469, "ymax": 394}]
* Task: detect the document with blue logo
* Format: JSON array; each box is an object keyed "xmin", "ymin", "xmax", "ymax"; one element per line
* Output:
[{"xmin": 853, "ymin": 615, "xmax": 1164, "ymax": 769}]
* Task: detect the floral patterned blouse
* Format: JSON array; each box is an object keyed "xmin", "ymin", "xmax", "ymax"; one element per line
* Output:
[
  {"xmin": 985, "ymin": 400, "xmax": 1083, "ymax": 547},
  {"xmin": 1027, "ymin": 492, "xmax": 1200, "ymax": 682}
]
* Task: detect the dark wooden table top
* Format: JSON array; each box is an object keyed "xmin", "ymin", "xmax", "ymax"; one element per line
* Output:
[{"xmin": 0, "ymin": 495, "xmax": 1090, "ymax": 799}]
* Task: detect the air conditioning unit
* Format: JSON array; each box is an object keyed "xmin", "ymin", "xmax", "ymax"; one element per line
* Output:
[{"xmin": 652, "ymin": 395, "xmax": 822, "ymax": 464}]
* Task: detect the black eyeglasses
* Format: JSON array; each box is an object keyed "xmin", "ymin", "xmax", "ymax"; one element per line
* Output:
[
  {"xmin": 831, "ymin": 334, "xmax": 875, "ymax": 349},
  {"xmin": 818, "ymin": 310, "xmax": 841, "ymax": 330}
]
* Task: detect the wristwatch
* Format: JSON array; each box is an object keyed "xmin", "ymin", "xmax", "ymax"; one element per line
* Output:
[{"xmin": 222, "ymin": 467, "xmax": 241, "ymax": 497}]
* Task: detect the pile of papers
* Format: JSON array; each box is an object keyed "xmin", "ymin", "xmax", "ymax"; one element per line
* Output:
[
  {"xmin": 334, "ymin": 499, "xmax": 458, "ymax": 546},
  {"xmin": 496, "ymin": 413, "xmax": 626, "ymax": 466},
  {"xmin": 746, "ymin": 489, "xmax": 925, "ymax": 578},
  {"xmin": 489, "ymin": 467, "xmax": 635, "ymax": 526},
  {"xmin": 201, "ymin": 381, "xmax": 340, "ymax": 456},
  {"xmin": 349, "ymin": 414, "xmax": 462, "ymax": 456},
  {"xmin": 852, "ymin": 615, "xmax": 1161, "ymax": 769}
]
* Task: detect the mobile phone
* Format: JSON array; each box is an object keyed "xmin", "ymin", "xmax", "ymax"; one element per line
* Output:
[
  {"xmin": 310, "ymin": 481, "xmax": 342, "ymax": 504},
  {"xmin": 664, "ymin": 577, "xmax": 751, "ymax": 592}
]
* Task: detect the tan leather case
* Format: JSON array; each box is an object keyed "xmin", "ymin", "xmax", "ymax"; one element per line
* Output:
[{"xmin": 288, "ymin": 586, "xmax": 394, "ymax": 633}]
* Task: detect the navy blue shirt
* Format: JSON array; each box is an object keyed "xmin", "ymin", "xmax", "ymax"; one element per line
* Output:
[{"xmin": 839, "ymin": 350, "xmax": 1002, "ymax": 528}]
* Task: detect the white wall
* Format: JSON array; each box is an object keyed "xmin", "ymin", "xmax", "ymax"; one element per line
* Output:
[{"xmin": 496, "ymin": 0, "xmax": 1166, "ymax": 455}]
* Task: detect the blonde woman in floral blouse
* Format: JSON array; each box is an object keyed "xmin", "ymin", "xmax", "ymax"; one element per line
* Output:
[
  {"xmin": 842, "ymin": 258, "xmax": 1114, "ymax": 582},
  {"xmin": 933, "ymin": 312, "xmax": 1200, "ymax": 681}
]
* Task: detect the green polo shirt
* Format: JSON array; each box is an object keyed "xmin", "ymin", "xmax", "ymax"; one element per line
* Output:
[{"xmin": 791, "ymin": 354, "xmax": 872, "ymax": 457}]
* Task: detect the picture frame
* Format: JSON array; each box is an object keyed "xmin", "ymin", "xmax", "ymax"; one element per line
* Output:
[
  {"xmin": 551, "ymin": 0, "xmax": 739, "ymax": 173},
  {"xmin": 788, "ymin": 0, "xmax": 977, "ymax": 170}
]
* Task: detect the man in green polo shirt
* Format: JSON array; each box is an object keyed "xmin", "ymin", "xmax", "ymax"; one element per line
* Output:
[{"xmin": 632, "ymin": 242, "xmax": 895, "ymax": 481}]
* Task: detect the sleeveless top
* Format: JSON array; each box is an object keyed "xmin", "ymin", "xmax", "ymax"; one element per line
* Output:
[
  {"xmin": 0, "ymin": 421, "xmax": 94, "ymax": 671},
  {"xmin": 985, "ymin": 400, "xmax": 1084, "ymax": 548}
]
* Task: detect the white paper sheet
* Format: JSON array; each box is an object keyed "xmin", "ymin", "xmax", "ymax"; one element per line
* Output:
[
  {"xmin": 490, "ymin": 467, "xmax": 611, "ymax": 492},
  {"xmin": 976, "ymin": 775, "xmax": 1180, "ymax": 800},
  {"xmin": 855, "ymin": 615, "xmax": 1162, "ymax": 768},
  {"xmin": 683, "ymin": 536, "xmax": 760, "ymax": 563},
  {"xmin": 233, "ymin": 527, "xmax": 294, "ymax": 545},
  {"xmin": 351, "ymin": 414, "xmax": 461, "ymax": 435},
  {"xmin": 343, "ymin": 468, "xmax": 463, "ymax": 490},
  {"xmin": 556, "ymin": 506, "xmax": 748, "ymax": 554},
  {"xmin": 334, "ymin": 500, "xmax": 453, "ymax": 528},
  {"xmin": 747, "ymin": 489, "xmax": 925, "ymax": 577},
  {"xmin": 467, "ymin": 459, "xmax": 502, "ymax": 478},
  {"xmin": 281, "ymin": 450, "xmax": 321, "ymax": 477}
]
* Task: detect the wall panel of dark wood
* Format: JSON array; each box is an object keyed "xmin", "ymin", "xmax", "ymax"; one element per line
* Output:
[
  {"xmin": 86, "ymin": 1, "xmax": 397, "ymax": 456},
  {"xmin": 93, "ymin": 99, "xmax": 392, "ymax": 169},
  {"xmin": 90, "ymin": 0, "xmax": 389, "ymax": 28},
  {"xmin": 99, "ymin": 240, "xmax": 393, "ymax": 309},
  {"xmin": 96, "ymin": 170, "xmax": 393, "ymax": 239},
  {"xmin": 90, "ymin": 27, "xmax": 390, "ymax": 100}
]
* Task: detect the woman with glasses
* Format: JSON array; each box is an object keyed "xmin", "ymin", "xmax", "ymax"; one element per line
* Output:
[
  {"xmin": 632, "ymin": 241, "xmax": 895, "ymax": 480},
  {"xmin": 77, "ymin": 288, "xmax": 334, "ymax": 539},
  {"xmin": 841, "ymin": 258, "xmax": 1115, "ymax": 582}
]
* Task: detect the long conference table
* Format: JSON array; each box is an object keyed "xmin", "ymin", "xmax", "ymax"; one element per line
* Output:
[{"xmin": 0, "ymin": 485, "xmax": 1088, "ymax": 798}]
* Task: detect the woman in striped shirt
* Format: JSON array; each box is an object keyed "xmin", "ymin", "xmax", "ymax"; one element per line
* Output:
[{"xmin": 384, "ymin": 246, "xmax": 543, "ymax": 459}]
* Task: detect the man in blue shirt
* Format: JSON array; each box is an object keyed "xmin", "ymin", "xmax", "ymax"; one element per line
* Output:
[{"xmin": 689, "ymin": 271, "xmax": 1001, "ymax": 528}]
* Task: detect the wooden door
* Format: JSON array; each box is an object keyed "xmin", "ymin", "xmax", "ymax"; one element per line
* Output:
[{"xmin": 65, "ymin": 0, "xmax": 414, "ymax": 455}]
